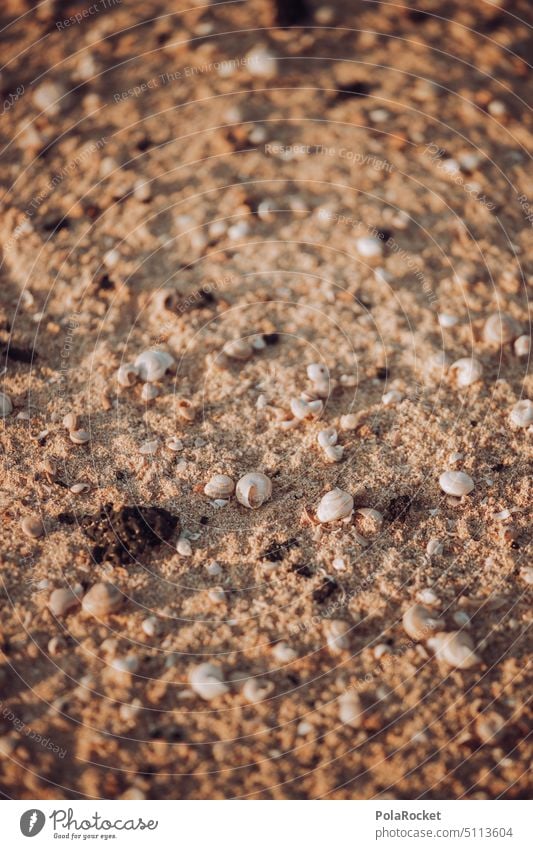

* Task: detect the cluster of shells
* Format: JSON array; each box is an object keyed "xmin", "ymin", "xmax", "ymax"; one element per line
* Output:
[
  {"xmin": 204, "ymin": 472, "xmax": 272, "ymax": 509},
  {"xmin": 117, "ymin": 349, "xmax": 176, "ymax": 403},
  {"xmin": 402, "ymin": 603, "xmax": 482, "ymax": 669}
]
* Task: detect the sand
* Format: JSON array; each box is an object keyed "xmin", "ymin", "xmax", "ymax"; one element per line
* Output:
[{"xmin": 0, "ymin": 0, "xmax": 531, "ymax": 800}]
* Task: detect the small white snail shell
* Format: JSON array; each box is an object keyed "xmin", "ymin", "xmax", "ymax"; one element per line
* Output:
[
  {"xmin": 236, "ymin": 472, "xmax": 272, "ymax": 509},
  {"xmin": 483, "ymin": 312, "xmax": 519, "ymax": 345},
  {"xmin": 117, "ymin": 364, "xmax": 139, "ymax": 387},
  {"xmin": 222, "ymin": 338, "xmax": 253, "ymax": 361},
  {"xmin": 189, "ymin": 662, "xmax": 229, "ymax": 700},
  {"xmin": 402, "ymin": 604, "xmax": 445, "ymax": 641},
  {"xmin": 325, "ymin": 619, "xmax": 351, "ymax": 653},
  {"xmin": 317, "ymin": 428, "xmax": 337, "ymax": 448},
  {"xmin": 514, "ymin": 335, "xmax": 530, "ymax": 358},
  {"xmin": 307, "ymin": 363, "xmax": 329, "ymax": 383},
  {"xmin": 450, "ymin": 357, "xmax": 483, "ymax": 387},
  {"xmin": 0, "ymin": 392, "xmax": 13, "ymax": 417},
  {"xmin": 316, "ymin": 488, "xmax": 354, "ymax": 523},
  {"xmin": 290, "ymin": 397, "xmax": 323, "ymax": 420},
  {"xmin": 204, "ymin": 474, "xmax": 235, "ymax": 499},
  {"xmin": 338, "ymin": 691, "xmax": 363, "ymax": 728},
  {"xmin": 429, "ymin": 631, "xmax": 481, "ymax": 669},
  {"xmin": 323, "ymin": 444, "xmax": 344, "ymax": 463},
  {"xmin": 339, "ymin": 413, "xmax": 358, "ymax": 431},
  {"xmin": 509, "ymin": 399, "xmax": 533, "ymax": 428},
  {"xmin": 242, "ymin": 677, "xmax": 274, "ymax": 704},
  {"xmin": 439, "ymin": 470, "xmax": 475, "ymax": 496},
  {"xmin": 134, "ymin": 349, "xmax": 175, "ymax": 382}
]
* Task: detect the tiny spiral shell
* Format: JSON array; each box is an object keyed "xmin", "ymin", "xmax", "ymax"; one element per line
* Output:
[
  {"xmin": 439, "ymin": 470, "xmax": 474, "ymax": 496},
  {"xmin": 290, "ymin": 397, "xmax": 323, "ymax": 420},
  {"xmin": 430, "ymin": 631, "xmax": 481, "ymax": 669},
  {"xmin": 483, "ymin": 313, "xmax": 519, "ymax": 346},
  {"xmin": 450, "ymin": 357, "xmax": 483, "ymax": 387},
  {"xmin": 236, "ymin": 472, "xmax": 272, "ymax": 509},
  {"xmin": 134, "ymin": 349, "xmax": 175, "ymax": 382},
  {"xmin": 222, "ymin": 339, "xmax": 253, "ymax": 361},
  {"xmin": 316, "ymin": 488, "xmax": 354, "ymax": 523},
  {"xmin": 509, "ymin": 399, "xmax": 533, "ymax": 428},
  {"xmin": 318, "ymin": 428, "xmax": 337, "ymax": 448},
  {"xmin": 117, "ymin": 363, "xmax": 139, "ymax": 387},
  {"xmin": 204, "ymin": 474, "xmax": 235, "ymax": 499},
  {"xmin": 307, "ymin": 363, "xmax": 329, "ymax": 383},
  {"xmin": 402, "ymin": 604, "xmax": 445, "ymax": 641}
]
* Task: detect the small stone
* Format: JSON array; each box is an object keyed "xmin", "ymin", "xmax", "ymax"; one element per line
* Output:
[
  {"xmin": 62, "ymin": 412, "xmax": 79, "ymax": 431},
  {"xmin": 272, "ymin": 642, "xmax": 297, "ymax": 663},
  {"xmin": 514, "ymin": 335, "xmax": 530, "ymax": 358},
  {"xmin": 355, "ymin": 236, "xmax": 383, "ymax": 258},
  {"xmin": 382, "ymin": 389, "xmax": 403, "ymax": 405},
  {"xmin": 21, "ymin": 516, "xmax": 43, "ymax": 539},
  {"xmin": 70, "ymin": 482, "xmax": 90, "ymax": 494},
  {"xmin": 339, "ymin": 413, "xmax": 358, "ymax": 430},
  {"xmin": 509, "ymin": 399, "xmax": 533, "ymax": 428},
  {"xmin": 48, "ymin": 587, "xmax": 81, "ymax": 617},
  {"xmin": 439, "ymin": 470, "xmax": 474, "ymax": 496},
  {"xmin": 426, "ymin": 539, "xmax": 444, "ymax": 557},
  {"xmin": 242, "ymin": 677, "xmax": 274, "ymax": 703},
  {"xmin": 142, "ymin": 616, "xmax": 158, "ymax": 637},
  {"xmin": 338, "ymin": 691, "xmax": 363, "ymax": 728},
  {"xmin": 82, "ymin": 583, "xmax": 124, "ymax": 617},
  {"xmin": 0, "ymin": 392, "xmax": 13, "ymax": 417},
  {"xmin": 177, "ymin": 537, "xmax": 192, "ymax": 556}
]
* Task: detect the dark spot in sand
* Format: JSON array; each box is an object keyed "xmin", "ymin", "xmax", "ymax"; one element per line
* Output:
[{"xmin": 81, "ymin": 504, "xmax": 179, "ymax": 566}]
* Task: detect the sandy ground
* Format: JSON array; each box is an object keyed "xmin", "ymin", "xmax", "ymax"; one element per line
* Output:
[{"xmin": 0, "ymin": 0, "xmax": 531, "ymax": 799}]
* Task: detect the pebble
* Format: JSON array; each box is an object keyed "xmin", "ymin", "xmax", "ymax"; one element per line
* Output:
[
  {"xmin": 236, "ymin": 472, "xmax": 272, "ymax": 509},
  {"xmin": 62, "ymin": 412, "xmax": 79, "ymax": 431},
  {"xmin": 177, "ymin": 537, "xmax": 192, "ymax": 557},
  {"xmin": 438, "ymin": 313, "xmax": 459, "ymax": 328},
  {"xmin": 48, "ymin": 586, "xmax": 81, "ymax": 617},
  {"xmin": 21, "ymin": 515, "xmax": 43, "ymax": 539},
  {"xmin": 70, "ymin": 482, "xmax": 90, "ymax": 494},
  {"xmin": 0, "ymin": 392, "xmax": 13, "ymax": 416},
  {"xmin": 69, "ymin": 429, "xmax": 90, "ymax": 445},
  {"xmin": 339, "ymin": 413, "xmax": 358, "ymax": 430},
  {"xmin": 207, "ymin": 586, "xmax": 226, "ymax": 603},
  {"xmin": 82, "ymin": 582, "xmax": 124, "ymax": 617},
  {"xmin": 382, "ymin": 389, "xmax": 403, "ymax": 405},
  {"xmin": 242, "ymin": 677, "xmax": 274, "ymax": 704},
  {"xmin": 509, "ymin": 399, "xmax": 533, "ymax": 428},
  {"xmin": 332, "ymin": 556, "xmax": 346, "ymax": 571},
  {"xmin": 514, "ymin": 334, "xmax": 530, "ymax": 357},
  {"xmin": 483, "ymin": 313, "xmax": 519, "ymax": 345},
  {"xmin": 103, "ymin": 248, "xmax": 120, "ymax": 269},
  {"xmin": 272, "ymin": 642, "xmax": 297, "ymax": 663},
  {"xmin": 316, "ymin": 488, "xmax": 353, "ymax": 523},
  {"xmin": 338, "ymin": 691, "xmax": 363, "ymax": 728},
  {"xmin": 189, "ymin": 662, "xmax": 229, "ymax": 700},
  {"xmin": 355, "ymin": 236, "xmax": 383, "ymax": 258},
  {"xmin": 402, "ymin": 604, "xmax": 445, "ymax": 641},
  {"xmin": 426, "ymin": 538, "xmax": 444, "ymax": 557},
  {"xmin": 475, "ymin": 711, "xmax": 505, "ymax": 744},
  {"xmin": 450, "ymin": 357, "xmax": 483, "ymax": 387},
  {"xmin": 439, "ymin": 470, "xmax": 474, "ymax": 496},
  {"xmin": 206, "ymin": 561, "xmax": 222, "ymax": 576}
]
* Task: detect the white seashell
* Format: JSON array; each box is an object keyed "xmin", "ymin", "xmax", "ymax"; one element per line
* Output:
[
  {"xmin": 141, "ymin": 383, "xmax": 159, "ymax": 402},
  {"xmin": 142, "ymin": 616, "xmax": 158, "ymax": 637},
  {"xmin": 520, "ymin": 566, "xmax": 533, "ymax": 585},
  {"xmin": 424, "ymin": 351, "xmax": 450, "ymax": 381},
  {"xmin": 312, "ymin": 379, "xmax": 330, "ymax": 398},
  {"xmin": 70, "ymin": 482, "xmax": 90, "ymax": 494},
  {"xmin": 323, "ymin": 444, "xmax": 344, "ymax": 463},
  {"xmin": 339, "ymin": 413, "xmax": 358, "ymax": 430},
  {"xmin": 103, "ymin": 248, "xmax": 120, "ymax": 269},
  {"xmin": 69, "ymin": 429, "xmax": 90, "ymax": 445},
  {"xmin": 177, "ymin": 537, "xmax": 192, "ymax": 556},
  {"xmin": 290, "ymin": 397, "xmax": 323, "ymax": 419},
  {"xmin": 139, "ymin": 439, "xmax": 158, "ymax": 456},
  {"xmin": 426, "ymin": 538, "xmax": 444, "ymax": 557},
  {"xmin": 236, "ymin": 472, "xmax": 272, "ymax": 509},
  {"xmin": 430, "ymin": 631, "xmax": 481, "ymax": 669},
  {"xmin": 325, "ymin": 619, "xmax": 351, "ymax": 653},
  {"xmin": 246, "ymin": 45, "xmax": 278, "ymax": 79},
  {"xmin": 316, "ymin": 488, "xmax": 353, "ymax": 523},
  {"xmin": 189, "ymin": 662, "xmax": 229, "ymax": 700},
  {"xmin": 318, "ymin": 428, "xmax": 337, "ymax": 448},
  {"xmin": 117, "ymin": 363, "xmax": 139, "ymax": 387},
  {"xmin": 166, "ymin": 436, "xmax": 183, "ymax": 452},
  {"xmin": 439, "ymin": 470, "xmax": 474, "ymax": 496},
  {"xmin": 242, "ymin": 677, "xmax": 274, "ymax": 703},
  {"xmin": 475, "ymin": 711, "xmax": 505, "ymax": 744},
  {"xmin": 206, "ymin": 561, "xmax": 222, "ymax": 576},
  {"xmin": 416, "ymin": 588, "xmax": 440, "ymax": 606},
  {"xmin": 272, "ymin": 642, "xmax": 297, "ymax": 662},
  {"xmin": 204, "ymin": 474, "xmax": 235, "ymax": 499},
  {"xmin": 483, "ymin": 313, "xmax": 519, "ymax": 345},
  {"xmin": 332, "ymin": 556, "xmax": 346, "ymax": 571},
  {"xmin": 438, "ymin": 313, "xmax": 459, "ymax": 327},
  {"xmin": 338, "ymin": 691, "xmax": 363, "ymax": 728},
  {"xmin": 307, "ymin": 363, "xmax": 329, "ymax": 383},
  {"xmin": 0, "ymin": 392, "xmax": 13, "ymax": 416},
  {"xmin": 134, "ymin": 350, "xmax": 174, "ymax": 382},
  {"xmin": 382, "ymin": 389, "xmax": 403, "ymax": 405},
  {"xmin": 514, "ymin": 334, "xmax": 530, "ymax": 357},
  {"xmin": 450, "ymin": 357, "xmax": 483, "ymax": 387},
  {"xmin": 402, "ymin": 604, "xmax": 445, "ymax": 641},
  {"xmin": 355, "ymin": 236, "xmax": 383, "ymax": 258},
  {"xmin": 222, "ymin": 338, "xmax": 253, "ymax": 361},
  {"xmin": 509, "ymin": 399, "xmax": 533, "ymax": 428},
  {"xmin": 82, "ymin": 583, "xmax": 123, "ymax": 617}
]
